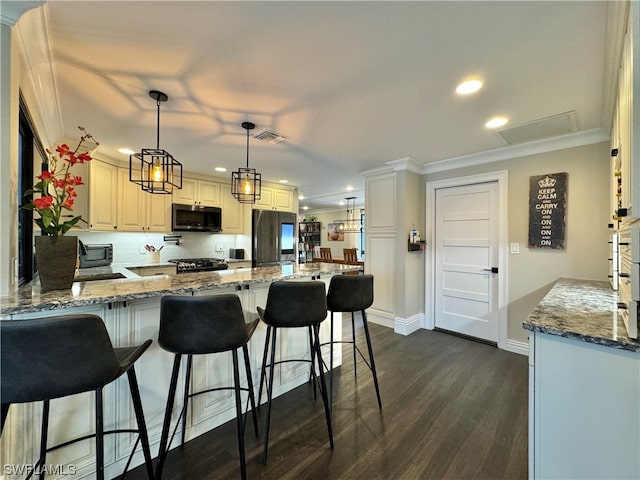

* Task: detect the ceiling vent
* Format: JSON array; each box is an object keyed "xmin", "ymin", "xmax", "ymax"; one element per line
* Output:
[
  {"xmin": 254, "ymin": 129, "xmax": 287, "ymax": 144},
  {"xmin": 498, "ymin": 111, "xmax": 578, "ymax": 145}
]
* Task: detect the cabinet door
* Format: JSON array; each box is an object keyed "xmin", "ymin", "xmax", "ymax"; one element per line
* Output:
[
  {"xmin": 118, "ymin": 168, "xmax": 146, "ymax": 232},
  {"xmin": 146, "ymin": 192, "xmax": 171, "ymax": 232},
  {"xmin": 273, "ymin": 188, "xmax": 294, "ymax": 212},
  {"xmin": 255, "ymin": 186, "xmax": 275, "ymax": 210},
  {"xmin": 221, "ymin": 183, "xmax": 245, "ymax": 234},
  {"xmin": 89, "ymin": 160, "xmax": 119, "ymax": 231},
  {"xmin": 198, "ymin": 180, "xmax": 221, "ymax": 207},
  {"xmin": 172, "ymin": 178, "xmax": 197, "ymax": 205}
]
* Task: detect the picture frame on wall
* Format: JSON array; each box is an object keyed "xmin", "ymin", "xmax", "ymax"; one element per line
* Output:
[{"xmin": 327, "ymin": 223, "xmax": 344, "ymax": 241}]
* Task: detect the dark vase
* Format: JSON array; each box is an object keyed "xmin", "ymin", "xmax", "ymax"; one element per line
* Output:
[{"xmin": 35, "ymin": 235, "xmax": 78, "ymax": 293}]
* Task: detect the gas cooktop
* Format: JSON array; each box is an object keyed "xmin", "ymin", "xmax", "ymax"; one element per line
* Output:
[{"xmin": 168, "ymin": 258, "xmax": 228, "ymax": 273}]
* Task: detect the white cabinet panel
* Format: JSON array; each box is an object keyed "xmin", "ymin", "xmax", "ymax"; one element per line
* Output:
[{"xmin": 89, "ymin": 160, "xmax": 119, "ymax": 231}]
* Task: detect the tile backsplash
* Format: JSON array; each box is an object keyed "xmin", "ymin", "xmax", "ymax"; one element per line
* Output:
[{"xmin": 77, "ymin": 232, "xmax": 251, "ymax": 265}]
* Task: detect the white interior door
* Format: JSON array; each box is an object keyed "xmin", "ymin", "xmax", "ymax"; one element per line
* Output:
[{"xmin": 434, "ymin": 181, "xmax": 499, "ymax": 342}]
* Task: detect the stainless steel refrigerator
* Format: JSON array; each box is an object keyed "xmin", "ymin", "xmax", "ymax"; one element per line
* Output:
[{"xmin": 252, "ymin": 210, "xmax": 297, "ymax": 267}]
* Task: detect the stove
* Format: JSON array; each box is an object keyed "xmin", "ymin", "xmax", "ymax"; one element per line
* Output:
[{"xmin": 168, "ymin": 258, "xmax": 229, "ymax": 274}]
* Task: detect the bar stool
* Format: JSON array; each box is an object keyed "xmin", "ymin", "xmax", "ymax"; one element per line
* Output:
[
  {"xmin": 257, "ymin": 281, "xmax": 334, "ymax": 463},
  {"xmin": 0, "ymin": 314, "xmax": 154, "ymax": 480},
  {"xmin": 326, "ymin": 274, "xmax": 382, "ymax": 412},
  {"xmin": 155, "ymin": 294, "xmax": 259, "ymax": 480}
]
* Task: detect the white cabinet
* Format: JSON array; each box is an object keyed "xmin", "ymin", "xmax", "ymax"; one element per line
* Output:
[
  {"xmin": 89, "ymin": 160, "xmax": 119, "ymax": 231},
  {"xmin": 173, "ymin": 178, "xmax": 220, "ymax": 207},
  {"xmin": 255, "ymin": 185, "xmax": 294, "ymax": 212},
  {"xmin": 117, "ymin": 168, "xmax": 171, "ymax": 232},
  {"xmin": 529, "ymin": 332, "xmax": 640, "ymax": 480},
  {"xmin": 611, "ymin": 1, "xmax": 640, "ymax": 222},
  {"xmin": 221, "ymin": 183, "xmax": 246, "ymax": 234}
]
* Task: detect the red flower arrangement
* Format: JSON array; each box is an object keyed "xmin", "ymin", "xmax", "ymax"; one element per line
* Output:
[{"xmin": 24, "ymin": 126, "xmax": 98, "ymax": 236}]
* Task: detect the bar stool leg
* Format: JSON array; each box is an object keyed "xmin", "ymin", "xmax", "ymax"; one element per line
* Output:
[
  {"xmin": 232, "ymin": 349, "xmax": 248, "ymax": 480},
  {"xmin": 127, "ymin": 368, "xmax": 155, "ymax": 479},
  {"xmin": 351, "ymin": 312, "xmax": 358, "ymax": 377},
  {"xmin": 258, "ymin": 325, "xmax": 272, "ymax": 407},
  {"xmin": 308, "ymin": 325, "xmax": 317, "ymax": 399},
  {"xmin": 156, "ymin": 354, "xmax": 182, "ymax": 479},
  {"xmin": 181, "ymin": 354, "xmax": 193, "ymax": 446},
  {"xmin": 38, "ymin": 400, "xmax": 50, "ymax": 480},
  {"xmin": 95, "ymin": 388, "xmax": 105, "ymax": 480},
  {"xmin": 312, "ymin": 324, "xmax": 334, "ymax": 449},
  {"xmin": 329, "ymin": 312, "xmax": 335, "ymax": 415},
  {"xmin": 242, "ymin": 344, "xmax": 259, "ymax": 438},
  {"xmin": 263, "ymin": 326, "xmax": 278, "ymax": 463},
  {"xmin": 362, "ymin": 310, "xmax": 382, "ymax": 410}
]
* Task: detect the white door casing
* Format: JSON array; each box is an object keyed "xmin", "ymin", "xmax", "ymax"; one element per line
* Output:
[{"xmin": 425, "ymin": 171, "xmax": 508, "ymax": 350}]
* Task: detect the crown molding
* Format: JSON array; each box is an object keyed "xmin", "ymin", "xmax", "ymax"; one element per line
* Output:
[
  {"xmin": 13, "ymin": 3, "xmax": 62, "ymax": 145},
  {"xmin": 422, "ymin": 128, "xmax": 610, "ymax": 175},
  {"xmin": 0, "ymin": 1, "xmax": 43, "ymax": 26},
  {"xmin": 385, "ymin": 157, "xmax": 423, "ymax": 174}
]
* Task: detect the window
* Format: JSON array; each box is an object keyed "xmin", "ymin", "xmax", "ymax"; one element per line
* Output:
[{"xmin": 18, "ymin": 94, "xmax": 44, "ymax": 285}]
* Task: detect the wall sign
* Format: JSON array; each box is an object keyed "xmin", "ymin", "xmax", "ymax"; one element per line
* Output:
[{"xmin": 528, "ymin": 172, "xmax": 567, "ymax": 249}]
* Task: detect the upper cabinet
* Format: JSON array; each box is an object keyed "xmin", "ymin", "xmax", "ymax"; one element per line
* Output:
[
  {"xmin": 118, "ymin": 168, "xmax": 171, "ymax": 232},
  {"xmin": 89, "ymin": 160, "xmax": 119, "ymax": 231},
  {"xmin": 611, "ymin": 1, "xmax": 640, "ymax": 224},
  {"xmin": 220, "ymin": 184, "xmax": 246, "ymax": 234},
  {"xmin": 173, "ymin": 178, "xmax": 220, "ymax": 207},
  {"xmin": 255, "ymin": 185, "xmax": 294, "ymax": 212}
]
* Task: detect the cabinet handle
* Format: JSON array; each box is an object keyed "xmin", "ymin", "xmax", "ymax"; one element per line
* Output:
[{"xmin": 114, "ymin": 226, "xmax": 117, "ymax": 229}]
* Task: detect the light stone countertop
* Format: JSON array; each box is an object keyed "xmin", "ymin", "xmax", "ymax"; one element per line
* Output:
[
  {"xmin": 523, "ymin": 278, "xmax": 640, "ymax": 353},
  {"xmin": 0, "ymin": 263, "xmax": 359, "ymax": 316}
]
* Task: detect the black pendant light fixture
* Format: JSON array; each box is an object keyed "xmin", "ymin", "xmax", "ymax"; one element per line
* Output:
[
  {"xmin": 231, "ymin": 121, "xmax": 262, "ymax": 203},
  {"xmin": 129, "ymin": 90, "xmax": 182, "ymax": 194}
]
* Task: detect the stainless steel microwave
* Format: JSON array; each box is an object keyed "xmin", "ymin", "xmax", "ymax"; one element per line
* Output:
[
  {"xmin": 79, "ymin": 243, "xmax": 113, "ymax": 269},
  {"xmin": 172, "ymin": 203, "xmax": 222, "ymax": 232}
]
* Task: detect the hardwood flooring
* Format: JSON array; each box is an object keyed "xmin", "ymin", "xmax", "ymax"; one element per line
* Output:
[{"xmin": 125, "ymin": 318, "xmax": 528, "ymax": 480}]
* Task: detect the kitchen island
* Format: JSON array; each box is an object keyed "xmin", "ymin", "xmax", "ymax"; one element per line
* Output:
[
  {"xmin": 523, "ymin": 278, "xmax": 640, "ymax": 480},
  {"xmin": 0, "ymin": 263, "xmax": 358, "ymax": 479}
]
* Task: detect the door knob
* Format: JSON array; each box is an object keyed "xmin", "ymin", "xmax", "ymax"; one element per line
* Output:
[{"xmin": 483, "ymin": 267, "xmax": 499, "ymax": 273}]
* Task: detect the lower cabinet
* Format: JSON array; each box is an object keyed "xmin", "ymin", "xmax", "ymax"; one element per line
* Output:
[
  {"xmin": 529, "ymin": 332, "xmax": 640, "ymax": 480},
  {"xmin": 0, "ymin": 276, "xmax": 341, "ymax": 479}
]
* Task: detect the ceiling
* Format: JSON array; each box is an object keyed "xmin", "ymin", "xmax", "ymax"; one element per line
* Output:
[{"xmin": 11, "ymin": 1, "xmax": 618, "ymax": 211}]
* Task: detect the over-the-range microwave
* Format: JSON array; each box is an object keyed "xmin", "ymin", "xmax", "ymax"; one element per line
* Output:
[{"xmin": 171, "ymin": 203, "xmax": 222, "ymax": 232}]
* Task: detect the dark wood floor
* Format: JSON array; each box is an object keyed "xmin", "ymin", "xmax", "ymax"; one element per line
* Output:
[{"xmin": 126, "ymin": 318, "xmax": 528, "ymax": 480}]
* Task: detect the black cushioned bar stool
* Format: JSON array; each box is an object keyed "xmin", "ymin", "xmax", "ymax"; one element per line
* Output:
[
  {"xmin": 156, "ymin": 294, "xmax": 259, "ymax": 480},
  {"xmin": 257, "ymin": 280, "xmax": 334, "ymax": 463},
  {"xmin": 0, "ymin": 314, "xmax": 154, "ymax": 480},
  {"xmin": 326, "ymin": 274, "xmax": 382, "ymax": 412}
]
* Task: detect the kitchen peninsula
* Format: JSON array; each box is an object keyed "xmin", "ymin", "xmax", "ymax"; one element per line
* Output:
[
  {"xmin": 523, "ymin": 278, "xmax": 640, "ymax": 480},
  {"xmin": 0, "ymin": 263, "xmax": 358, "ymax": 479}
]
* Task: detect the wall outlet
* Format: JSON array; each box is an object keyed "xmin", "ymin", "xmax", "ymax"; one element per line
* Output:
[
  {"xmin": 139, "ymin": 245, "xmax": 148, "ymax": 254},
  {"xmin": 215, "ymin": 244, "xmax": 223, "ymax": 252}
]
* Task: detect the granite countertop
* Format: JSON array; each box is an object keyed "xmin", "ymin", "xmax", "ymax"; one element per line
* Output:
[
  {"xmin": 0, "ymin": 263, "xmax": 359, "ymax": 316},
  {"xmin": 523, "ymin": 278, "xmax": 640, "ymax": 353}
]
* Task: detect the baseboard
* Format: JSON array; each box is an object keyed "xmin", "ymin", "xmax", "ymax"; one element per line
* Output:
[
  {"xmin": 367, "ymin": 309, "xmax": 395, "ymax": 329},
  {"xmin": 505, "ymin": 338, "xmax": 529, "ymax": 356},
  {"xmin": 394, "ymin": 313, "xmax": 423, "ymax": 336}
]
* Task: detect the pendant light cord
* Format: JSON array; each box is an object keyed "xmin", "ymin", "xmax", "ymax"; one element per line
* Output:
[
  {"xmin": 156, "ymin": 99, "xmax": 161, "ymax": 149},
  {"xmin": 246, "ymin": 126, "xmax": 250, "ymax": 168}
]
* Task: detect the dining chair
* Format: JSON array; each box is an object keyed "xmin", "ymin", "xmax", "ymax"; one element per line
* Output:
[{"xmin": 320, "ymin": 247, "xmax": 333, "ymax": 261}]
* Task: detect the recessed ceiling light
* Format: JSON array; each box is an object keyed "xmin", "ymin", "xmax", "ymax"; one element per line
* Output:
[
  {"xmin": 302, "ymin": 205, "xmax": 309, "ymax": 211},
  {"xmin": 345, "ymin": 185, "xmax": 354, "ymax": 191},
  {"xmin": 214, "ymin": 167, "xmax": 227, "ymax": 172},
  {"xmin": 456, "ymin": 79, "xmax": 483, "ymax": 95},
  {"xmin": 278, "ymin": 179, "xmax": 288, "ymax": 184},
  {"xmin": 118, "ymin": 148, "xmax": 135, "ymax": 155},
  {"xmin": 485, "ymin": 116, "xmax": 509, "ymax": 129}
]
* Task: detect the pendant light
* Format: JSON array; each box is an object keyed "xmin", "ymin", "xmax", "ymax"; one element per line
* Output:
[
  {"xmin": 333, "ymin": 197, "xmax": 363, "ymax": 233},
  {"xmin": 231, "ymin": 121, "xmax": 262, "ymax": 203},
  {"xmin": 129, "ymin": 90, "xmax": 182, "ymax": 194}
]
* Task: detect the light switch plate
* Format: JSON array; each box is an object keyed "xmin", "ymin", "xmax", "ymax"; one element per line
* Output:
[{"xmin": 510, "ymin": 242, "xmax": 520, "ymax": 254}]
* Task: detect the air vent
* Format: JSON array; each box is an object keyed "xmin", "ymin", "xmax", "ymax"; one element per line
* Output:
[
  {"xmin": 254, "ymin": 129, "xmax": 287, "ymax": 144},
  {"xmin": 498, "ymin": 111, "xmax": 578, "ymax": 145}
]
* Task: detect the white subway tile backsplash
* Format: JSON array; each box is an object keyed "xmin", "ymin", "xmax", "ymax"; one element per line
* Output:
[{"xmin": 77, "ymin": 232, "xmax": 250, "ymax": 264}]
